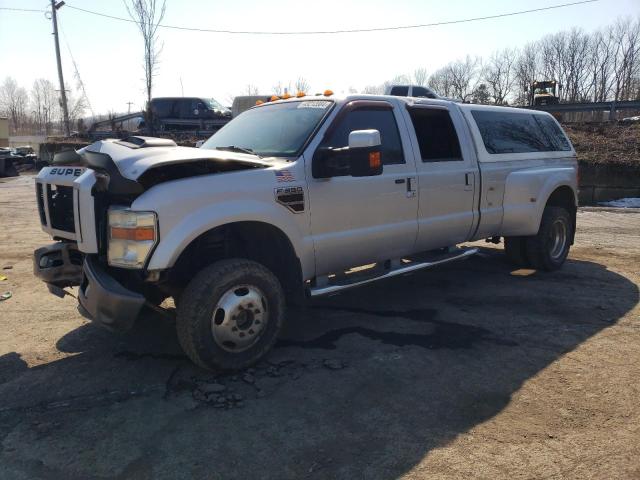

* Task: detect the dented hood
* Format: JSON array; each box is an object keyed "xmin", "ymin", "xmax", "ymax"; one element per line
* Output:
[{"xmin": 81, "ymin": 138, "xmax": 275, "ymax": 181}]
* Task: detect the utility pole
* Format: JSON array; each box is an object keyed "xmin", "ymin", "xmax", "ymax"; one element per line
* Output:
[
  {"xmin": 126, "ymin": 102, "xmax": 134, "ymax": 114},
  {"xmin": 50, "ymin": 0, "xmax": 71, "ymax": 137}
]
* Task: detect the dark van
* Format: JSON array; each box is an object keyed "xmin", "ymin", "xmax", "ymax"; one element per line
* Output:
[{"xmin": 148, "ymin": 97, "xmax": 231, "ymax": 131}]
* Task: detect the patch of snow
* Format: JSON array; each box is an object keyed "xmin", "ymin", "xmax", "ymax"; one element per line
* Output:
[{"xmin": 598, "ymin": 198, "xmax": 640, "ymax": 208}]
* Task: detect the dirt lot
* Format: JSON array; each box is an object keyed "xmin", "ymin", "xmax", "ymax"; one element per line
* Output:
[{"xmin": 0, "ymin": 174, "xmax": 639, "ymax": 480}]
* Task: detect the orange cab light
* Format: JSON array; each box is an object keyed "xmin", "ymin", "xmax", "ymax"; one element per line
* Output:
[
  {"xmin": 111, "ymin": 226, "xmax": 155, "ymax": 242},
  {"xmin": 282, "ymin": 92, "xmax": 292, "ymax": 99},
  {"xmin": 323, "ymin": 89, "xmax": 334, "ymax": 96},
  {"xmin": 270, "ymin": 95, "xmax": 280, "ymax": 101},
  {"xmin": 369, "ymin": 151, "xmax": 381, "ymax": 168},
  {"xmin": 255, "ymin": 100, "xmax": 264, "ymax": 105},
  {"xmin": 296, "ymin": 91, "xmax": 305, "ymax": 97}
]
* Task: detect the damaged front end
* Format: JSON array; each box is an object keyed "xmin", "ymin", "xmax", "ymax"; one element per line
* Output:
[{"xmin": 33, "ymin": 136, "xmax": 267, "ymax": 331}]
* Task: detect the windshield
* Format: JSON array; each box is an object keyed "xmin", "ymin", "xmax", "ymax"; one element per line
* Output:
[
  {"xmin": 202, "ymin": 100, "xmax": 333, "ymax": 157},
  {"xmin": 205, "ymin": 98, "xmax": 229, "ymax": 114}
]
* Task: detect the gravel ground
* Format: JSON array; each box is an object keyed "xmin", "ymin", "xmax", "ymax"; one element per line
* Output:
[{"xmin": 0, "ymin": 174, "xmax": 639, "ymax": 480}]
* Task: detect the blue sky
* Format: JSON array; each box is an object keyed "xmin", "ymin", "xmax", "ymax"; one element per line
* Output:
[{"xmin": 1, "ymin": 0, "xmax": 638, "ymax": 114}]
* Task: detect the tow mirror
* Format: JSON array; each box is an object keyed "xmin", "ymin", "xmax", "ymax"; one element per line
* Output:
[{"xmin": 312, "ymin": 129, "xmax": 383, "ymax": 179}]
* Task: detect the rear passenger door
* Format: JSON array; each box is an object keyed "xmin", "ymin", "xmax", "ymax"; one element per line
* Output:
[{"xmin": 404, "ymin": 105, "xmax": 479, "ymax": 251}]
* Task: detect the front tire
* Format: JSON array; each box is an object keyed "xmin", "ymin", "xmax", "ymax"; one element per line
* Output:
[
  {"xmin": 176, "ymin": 259, "xmax": 285, "ymax": 371},
  {"xmin": 525, "ymin": 206, "xmax": 572, "ymax": 271}
]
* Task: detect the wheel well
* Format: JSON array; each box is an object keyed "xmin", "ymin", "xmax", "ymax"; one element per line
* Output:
[
  {"xmin": 545, "ymin": 185, "xmax": 577, "ymax": 243},
  {"xmin": 169, "ymin": 222, "xmax": 304, "ymax": 303}
]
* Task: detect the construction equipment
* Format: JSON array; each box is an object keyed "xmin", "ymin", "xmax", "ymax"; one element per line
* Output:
[{"xmin": 530, "ymin": 80, "xmax": 560, "ymax": 106}]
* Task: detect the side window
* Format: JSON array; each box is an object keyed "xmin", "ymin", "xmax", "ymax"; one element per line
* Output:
[
  {"xmin": 408, "ymin": 108, "xmax": 462, "ymax": 162},
  {"xmin": 534, "ymin": 115, "xmax": 572, "ymax": 151},
  {"xmin": 389, "ymin": 86, "xmax": 409, "ymax": 96},
  {"xmin": 152, "ymin": 100, "xmax": 172, "ymax": 118},
  {"xmin": 178, "ymin": 100, "xmax": 194, "ymax": 117},
  {"xmin": 471, "ymin": 110, "xmax": 556, "ymax": 154},
  {"xmin": 322, "ymin": 107, "xmax": 405, "ymax": 165}
]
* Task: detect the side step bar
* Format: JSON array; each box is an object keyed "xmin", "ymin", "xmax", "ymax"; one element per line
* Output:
[{"xmin": 309, "ymin": 247, "xmax": 478, "ymax": 297}]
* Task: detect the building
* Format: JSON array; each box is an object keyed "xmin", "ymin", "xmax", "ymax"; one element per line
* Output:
[{"xmin": 0, "ymin": 118, "xmax": 8, "ymax": 148}]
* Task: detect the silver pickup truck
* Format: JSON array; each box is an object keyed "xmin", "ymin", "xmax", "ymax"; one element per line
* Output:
[{"xmin": 33, "ymin": 94, "xmax": 578, "ymax": 370}]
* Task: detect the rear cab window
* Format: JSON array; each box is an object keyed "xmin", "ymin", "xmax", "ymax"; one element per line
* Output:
[{"xmin": 407, "ymin": 108, "xmax": 462, "ymax": 162}]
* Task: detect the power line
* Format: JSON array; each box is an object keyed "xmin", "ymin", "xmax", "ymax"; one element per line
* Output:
[
  {"xmin": 0, "ymin": 7, "xmax": 45, "ymax": 13},
  {"xmin": 55, "ymin": 0, "xmax": 601, "ymax": 36}
]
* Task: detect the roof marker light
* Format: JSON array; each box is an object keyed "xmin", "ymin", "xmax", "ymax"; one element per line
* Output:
[
  {"xmin": 323, "ymin": 89, "xmax": 334, "ymax": 96},
  {"xmin": 296, "ymin": 91, "xmax": 305, "ymax": 98},
  {"xmin": 270, "ymin": 95, "xmax": 280, "ymax": 101},
  {"xmin": 255, "ymin": 100, "xmax": 264, "ymax": 105}
]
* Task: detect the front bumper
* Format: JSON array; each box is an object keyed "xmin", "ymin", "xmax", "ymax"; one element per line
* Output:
[
  {"xmin": 33, "ymin": 242, "xmax": 83, "ymax": 289},
  {"xmin": 34, "ymin": 243, "xmax": 145, "ymax": 331},
  {"xmin": 78, "ymin": 256, "xmax": 146, "ymax": 331}
]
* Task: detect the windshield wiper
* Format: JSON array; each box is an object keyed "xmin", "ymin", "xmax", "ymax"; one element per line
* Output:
[{"xmin": 215, "ymin": 145, "xmax": 261, "ymax": 158}]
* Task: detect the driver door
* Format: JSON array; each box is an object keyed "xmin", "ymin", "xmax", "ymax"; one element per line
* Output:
[{"xmin": 305, "ymin": 100, "xmax": 419, "ymax": 276}]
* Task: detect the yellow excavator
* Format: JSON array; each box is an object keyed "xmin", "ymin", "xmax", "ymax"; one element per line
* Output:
[{"xmin": 530, "ymin": 80, "xmax": 560, "ymax": 106}]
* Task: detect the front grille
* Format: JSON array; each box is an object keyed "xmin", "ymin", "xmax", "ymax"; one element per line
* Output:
[
  {"xmin": 36, "ymin": 182, "xmax": 47, "ymax": 225},
  {"xmin": 46, "ymin": 184, "xmax": 76, "ymax": 233}
]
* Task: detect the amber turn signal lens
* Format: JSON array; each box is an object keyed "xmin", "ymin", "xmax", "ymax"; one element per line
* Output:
[
  {"xmin": 369, "ymin": 151, "xmax": 381, "ymax": 168},
  {"xmin": 110, "ymin": 226, "xmax": 155, "ymax": 242}
]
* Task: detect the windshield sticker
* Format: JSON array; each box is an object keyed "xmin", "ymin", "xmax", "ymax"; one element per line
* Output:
[
  {"xmin": 275, "ymin": 169, "xmax": 295, "ymax": 182},
  {"xmin": 297, "ymin": 101, "xmax": 332, "ymax": 109}
]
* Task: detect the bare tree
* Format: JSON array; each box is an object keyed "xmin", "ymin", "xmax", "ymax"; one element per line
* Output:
[
  {"xmin": 31, "ymin": 78, "xmax": 59, "ymax": 135},
  {"xmin": 362, "ymin": 84, "xmax": 384, "ymax": 94},
  {"xmin": 562, "ymin": 28, "xmax": 592, "ymax": 102},
  {"xmin": 413, "ymin": 67, "xmax": 429, "ymax": 86},
  {"xmin": 272, "ymin": 81, "xmax": 292, "ymax": 96},
  {"xmin": 587, "ymin": 28, "xmax": 616, "ymax": 102},
  {"xmin": 294, "ymin": 77, "xmax": 310, "ymax": 93},
  {"xmin": 0, "ymin": 77, "xmax": 28, "ymax": 133},
  {"xmin": 611, "ymin": 17, "xmax": 640, "ymax": 101},
  {"xmin": 484, "ymin": 48, "xmax": 517, "ymax": 104},
  {"xmin": 514, "ymin": 43, "xmax": 539, "ymax": 105},
  {"xmin": 244, "ymin": 84, "xmax": 259, "ymax": 96},
  {"xmin": 124, "ymin": 0, "xmax": 167, "ymax": 109},
  {"xmin": 428, "ymin": 67, "xmax": 454, "ymax": 98},
  {"xmin": 448, "ymin": 56, "xmax": 482, "ymax": 102},
  {"xmin": 67, "ymin": 91, "xmax": 88, "ymax": 130}
]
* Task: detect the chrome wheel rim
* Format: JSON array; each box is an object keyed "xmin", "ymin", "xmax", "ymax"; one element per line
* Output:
[
  {"xmin": 549, "ymin": 219, "xmax": 568, "ymax": 260},
  {"xmin": 211, "ymin": 285, "xmax": 268, "ymax": 352}
]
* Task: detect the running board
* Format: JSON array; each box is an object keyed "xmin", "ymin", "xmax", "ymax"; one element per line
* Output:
[{"xmin": 308, "ymin": 247, "xmax": 478, "ymax": 297}]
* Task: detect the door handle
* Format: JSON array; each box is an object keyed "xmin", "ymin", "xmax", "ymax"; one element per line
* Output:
[
  {"xmin": 464, "ymin": 172, "xmax": 473, "ymax": 191},
  {"xmin": 395, "ymin": 178, "xmax": 406, "ymax": 184},
  {"xmin": 406, "ymin": 177, "xmax": 416, "ymax": 198}
]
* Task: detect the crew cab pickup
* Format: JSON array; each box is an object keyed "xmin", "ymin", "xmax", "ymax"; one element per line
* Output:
[{"xmin": 33, "ymin": 94, "xmax": 578, "ymax": 370}]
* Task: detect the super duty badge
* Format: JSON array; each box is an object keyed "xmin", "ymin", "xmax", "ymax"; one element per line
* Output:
[{"xmin": 48, "ymin": 167, "xmax": 85, "ymax": 177}]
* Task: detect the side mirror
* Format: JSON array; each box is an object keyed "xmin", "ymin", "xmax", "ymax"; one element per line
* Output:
[{"xmin": 312, "ymin": 129, "xmax": 383, "ymax": 179}]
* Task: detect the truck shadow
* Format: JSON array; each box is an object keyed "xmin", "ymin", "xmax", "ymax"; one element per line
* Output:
[{"xmin": 0, "ymin": 247, "xmax": 638, "ymax": 479}]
